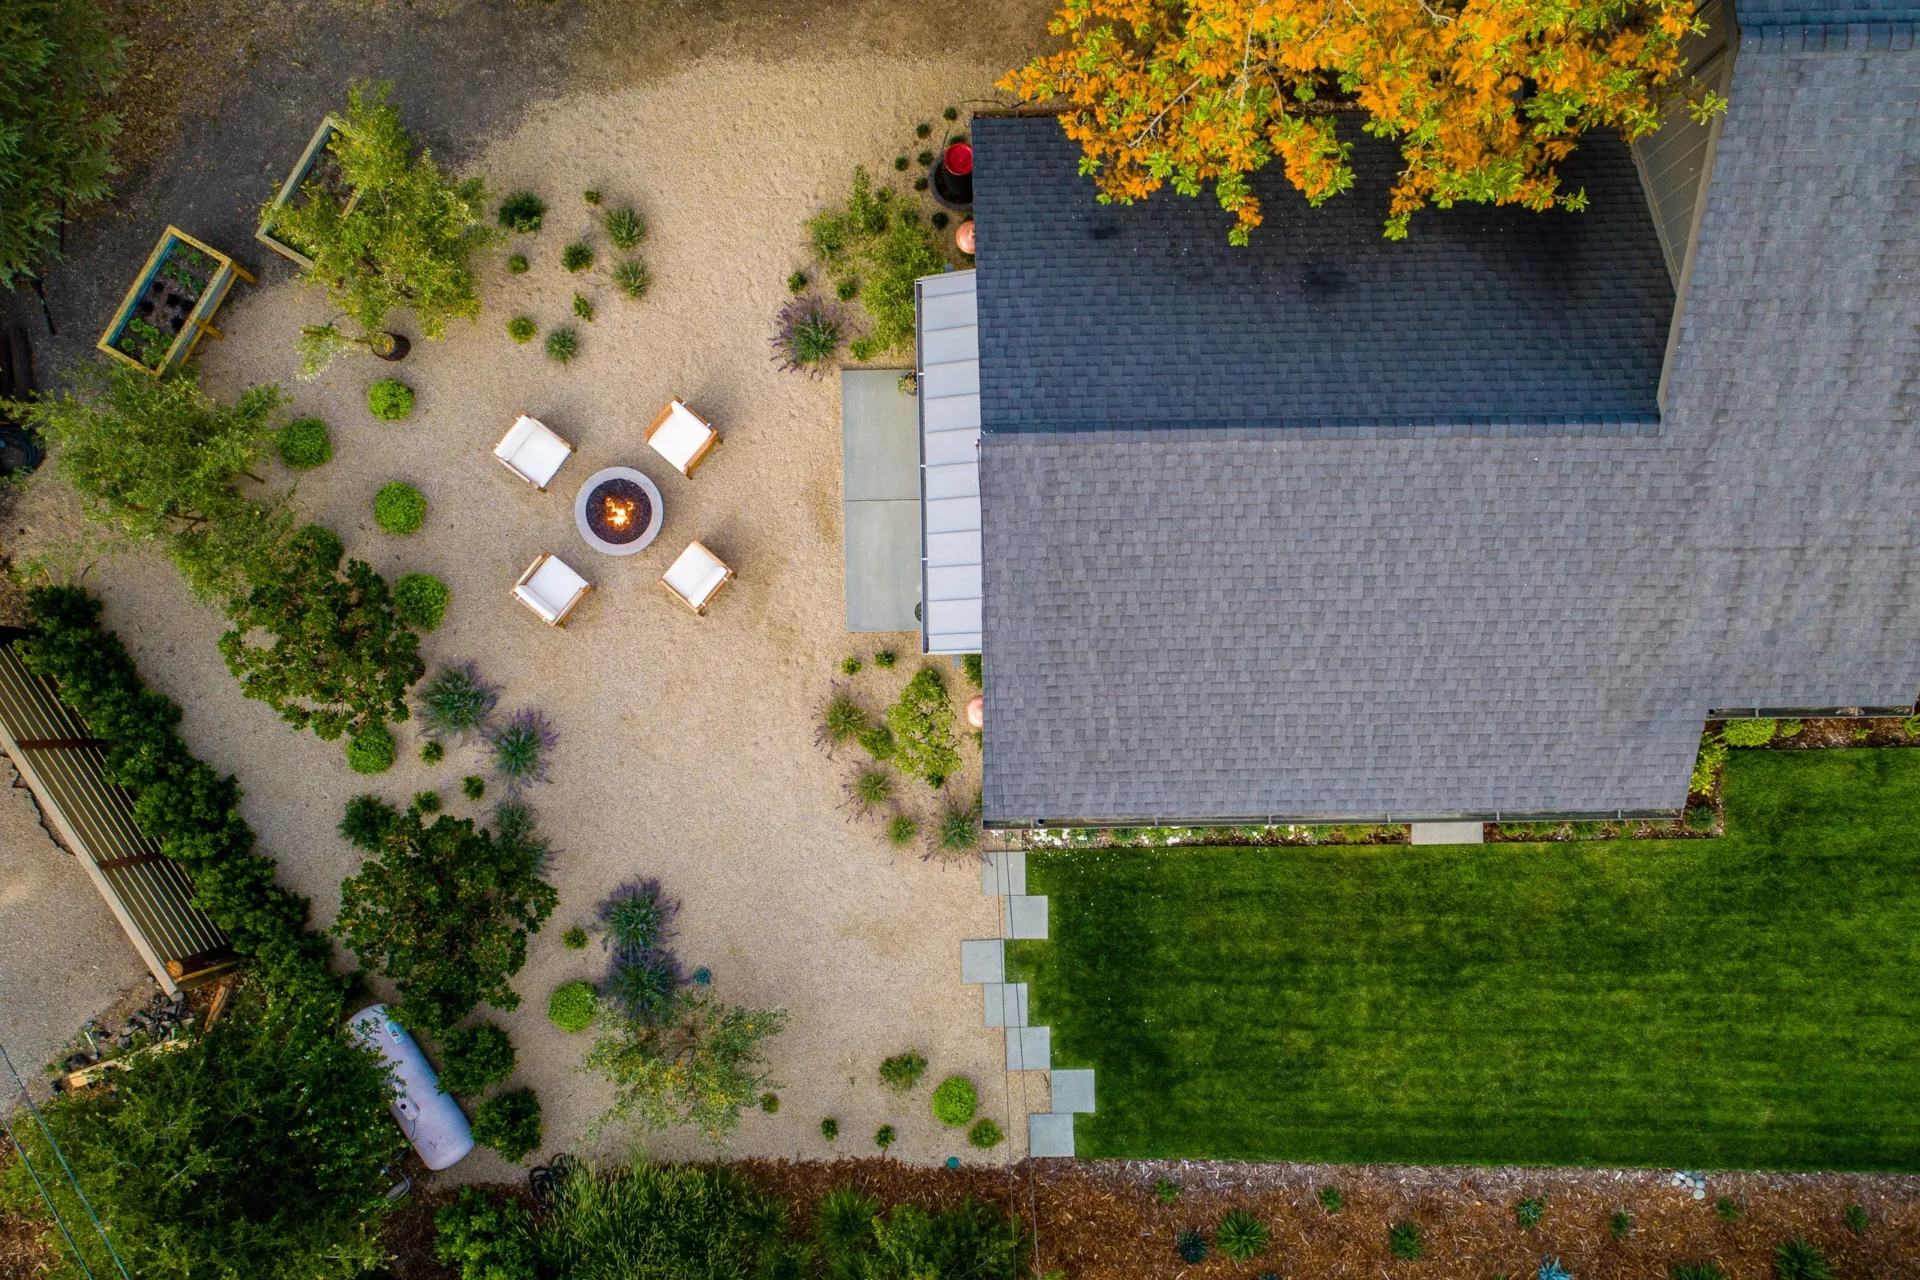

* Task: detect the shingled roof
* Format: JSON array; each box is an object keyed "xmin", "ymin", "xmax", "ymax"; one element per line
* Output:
[{"xmin": 975, "ymin": 42, "xmax": 1920, "ymax": 825}]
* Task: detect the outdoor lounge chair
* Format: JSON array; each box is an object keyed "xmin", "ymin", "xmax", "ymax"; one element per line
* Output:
[
  {"xmin": 494, "ymin": 415, "xmax": 574, "ymax": 490},
  {"xmin": 661, "ymin": 541, "xmax": 733, "ymax": 614},
  {"xmin": 513, "ymin": 553, "xmax": 592, "ymax": 626},
  {"xmin": 644, "ymin": 399, "xmax": 720, "ymax": 477}
]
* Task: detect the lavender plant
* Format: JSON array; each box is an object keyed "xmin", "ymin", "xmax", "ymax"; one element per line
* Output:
[{"xmin": 489, "ymin": 709, "xmax": 556, "ymax": 790}]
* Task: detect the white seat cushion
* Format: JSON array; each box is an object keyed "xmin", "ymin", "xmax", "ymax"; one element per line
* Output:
[
  {"xmin": 515, "ymin": 555, "xmax": 590, "ymax": 621},
  {"xmin": 495, "ymin": 415, "xmax": 572, "ymax": 488},
  {"xmin": 648, "ymin": 403, "xmax": 714, "ymax": 472},
  {"xmin": 663, "ymin": 542, "xmax": 728, "ymax": 608}
]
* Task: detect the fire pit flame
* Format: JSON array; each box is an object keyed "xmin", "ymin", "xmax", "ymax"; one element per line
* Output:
[{"xmin": 604, "ymin": 496, "xmax": 635, "ymax": 530}]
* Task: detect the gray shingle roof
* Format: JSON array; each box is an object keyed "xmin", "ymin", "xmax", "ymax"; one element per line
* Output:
[
  {"xmin": 971, "ymin": 117, "xmax": 1672, "ymax": 433},
  {"xmin": 978, "ymin": 43, "xmax": 1920, "ymax": 824}
]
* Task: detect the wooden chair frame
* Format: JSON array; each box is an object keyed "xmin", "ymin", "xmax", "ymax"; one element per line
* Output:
[
  {"xmin": 645, "ymin": 399, "xmax": 721, "ymax": 477},
  {"xmin": 513, "ymin": 553, "xmax": 592, "ymax": 627},
  {"xmin": 494, "ymin": 413, "xmax": 575, "ymax": 491},
  {"xmin": 661, "ymin": 540, "xmax": 735, "ymax": 615}
]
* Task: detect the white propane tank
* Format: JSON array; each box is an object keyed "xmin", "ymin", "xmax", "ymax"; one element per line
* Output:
[{"xmin": 348, "ymin": 1004, "xmax": 474, "ymax": 1170}]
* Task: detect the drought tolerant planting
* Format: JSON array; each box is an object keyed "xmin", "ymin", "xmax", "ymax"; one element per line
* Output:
[{"xmin": 1014, "ymin": 749, "xmax": 1920, "ymax": 1168}]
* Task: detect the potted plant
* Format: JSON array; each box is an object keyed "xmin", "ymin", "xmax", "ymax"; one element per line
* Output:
[
  {"xmin": 931, "ymin": 142, "xmax": 973, "ymax": 210},
  {"xmin": 96, "ymin": 226, "xmax": 256, "ymax": 377},
  {"xmin": 256, "ymin": 115, "xmax": 360, "ymax": 268}
]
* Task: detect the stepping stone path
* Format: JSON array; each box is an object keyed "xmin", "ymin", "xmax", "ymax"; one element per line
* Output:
[{"xmin": 960, "ymin": 851, "xmax": 1095, "ymax": 1157}]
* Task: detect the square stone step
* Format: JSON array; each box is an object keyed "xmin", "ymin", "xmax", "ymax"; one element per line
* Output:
[
  {"xmin": 983, "ymin": 982, "xmax": 1029, "ymax": 1027},
  {"xmin": 983, "ymin": 850, "xmax": 1027, "ymax": 897},
  {"xmin": 960, "ymin": 939, "xmax": 1005, "ymax": 984},
  {"xmin": 1029, "ymin": 1111, "xmax": 1075, "ymax": 1158},
  {"xmin": 1410, "ymin": 821, "xmax": 1485, "ymax": 845},
  {"xmin": 1006, "ymin": 1024, "xmax": 1050, "ymax": 1071},
  {"xmin": 1050, "ymin": 1068, "xmax": 1096, "ymax": 1113},
  {"xmin": 1003, "ymin": 895, "xmax": 1048, "ymax": 939}
]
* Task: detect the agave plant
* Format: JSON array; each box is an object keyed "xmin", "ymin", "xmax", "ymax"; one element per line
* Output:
[
  {"xmin": 417, "ymin": 662, "xmax": 498, "ymax": 740},
  {"xmin": 489, "ymin": 708, "xmax": 556, "ymax": 790}
]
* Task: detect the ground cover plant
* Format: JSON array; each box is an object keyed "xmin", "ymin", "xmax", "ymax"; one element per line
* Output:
[
  {"xmin": 1013, "ymin": 749, "xmax": 1920, "ymax": 1167},
  {"xmin": 800, "ymin": 167, "xmax": 945, "ymax": 351}
]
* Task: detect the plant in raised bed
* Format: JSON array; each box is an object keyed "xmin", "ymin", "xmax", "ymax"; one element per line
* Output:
[
  {"xmin": 276, "ymin": 82, "xmax": 500, "ymax": 373},
  {"xmin": 102, "ymin": 234, "xmax": 246, "ymax": 375},
  {"xmin": 394, "ymin": 572, "xmax": 450, "ymax": 630}
]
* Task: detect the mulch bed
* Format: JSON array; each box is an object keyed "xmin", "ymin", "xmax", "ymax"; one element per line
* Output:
[{"xmin": 375, "ymin": 1157, "xmax": 1920, "ymax": 1280}]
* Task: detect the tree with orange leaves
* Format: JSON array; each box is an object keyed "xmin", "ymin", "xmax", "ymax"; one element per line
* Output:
[{"xmin": 1000, "ymin": 0, "xmax": 1726, "ymax": 242}]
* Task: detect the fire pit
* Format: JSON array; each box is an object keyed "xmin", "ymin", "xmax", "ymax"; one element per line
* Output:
[{"xmin": 574, "ymin": 465, "xmax": 663, "ymax": 556}]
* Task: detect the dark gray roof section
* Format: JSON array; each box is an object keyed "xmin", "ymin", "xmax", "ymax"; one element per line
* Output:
[
  {"xmin": 970, "ymin": 116, "xmax": 1673, "ymax": 434},
  {"xmin": 980, "ymin": 41, "xmax": 1920, "ymax": 824},
  {"xmin": 1734, "ymin": 0, "xmax": 1920, "ymax": 29}
]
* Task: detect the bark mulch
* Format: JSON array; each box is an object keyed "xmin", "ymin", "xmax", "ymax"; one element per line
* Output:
[{"xmin": 375, "ymin": 1157, "xmax": 1920, "ymax": 1280}]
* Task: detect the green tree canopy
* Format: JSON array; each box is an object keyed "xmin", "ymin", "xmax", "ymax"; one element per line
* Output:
[
  {"xmin": 584, "ymin": 989, "xmax": 785, "ymax": 1143},
  {"xmin": 218, "ymin": 524, "xmax": 423, "ymax": 742},
  {"xmin": 0, "ymin": 981, "xmax": 402, "ymax": 1280},
  {"xmin": 0, "ymin": 0, "xmax": 122, "ymax": 288},
  {"xmin": 333, "ymin": 794, "xmax": 558, "ymax": 1037},
  {"xmin": 11, "ymin": 363, "xmax": 289, "ymax": 598},
  {"xmin": 275, "ymin": 81, "xmax": 499, "ymax": 347}
]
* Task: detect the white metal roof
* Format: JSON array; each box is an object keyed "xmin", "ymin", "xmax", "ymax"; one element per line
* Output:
[{"xmin": 916, "ymin": 269, "xmax": 981, "ymax": 655}]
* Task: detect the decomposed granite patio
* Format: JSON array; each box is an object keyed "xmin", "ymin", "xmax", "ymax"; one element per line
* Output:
[{"xmin": 8, "ymin": 52, "xmax": 1025, "ymax": 1178}]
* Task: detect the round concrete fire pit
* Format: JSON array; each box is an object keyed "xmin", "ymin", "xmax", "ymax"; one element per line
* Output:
[{"xmin": 575, "ymin": 466, "xmax": 663, "ymax": 556}]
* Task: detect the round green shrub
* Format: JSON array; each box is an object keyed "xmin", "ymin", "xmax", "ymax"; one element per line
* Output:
[
  {"xmin": 1722, "ymin": 717, "xmax": 1777, "ymax": 747},
  {"xmin": 346, "ymin": 723, "xmax": 395, "ymax": 774},
  {"xmin": 787, "ymin": 271, "xmax": 808, "ymax": 293},
  {"xmin": 507, "ymin": 253, "xmax": 529, "ymax": 274},
  {"xmin": 420, "ymin": 739, "xmax": 445, "ymax": 765},
  {"xmin": 930, "ymin": 1075, "xmax": 977, "ymax": 1127},
  {"xmin": 498, "ymin": 191, "xmax": 545, "ymax": 233},
  {"xmin": 375, "ymin": 482, "xmax": 426, "ymax": 534},
  {"xmin": 821, "ymin": 1117, "xmax": 839, "ymax": 1141},
  {"xmin": 435, "ymin": 1021, "xmax": 516, "ymax": 1097},
  {"xmin": 760, "ymin": 1092, "xmax": 780, "ymax": 1114},
  {"xmin": 471, "ymin": 1087, "xmax": 541, "ymax": 1162},
  {"xmin": 394, "ymin": 572, "xmax": 450, "ymax": 630},
  {"xmin": 562, "ymin": 241, "xmax": 593, "ymax": 273},
  {"xmin": 545, "ymin": 327, "xmax": 578, "ymax": 364},
  {"xmin": 966, "ymin": 1117, "xmax": 1003, "ymax": 1149},
  {"xmin": 548, "ymin": 981, "xmax": 597, "ymax": 1033},
  {"xmin": 367, "ymin": 379, "xmax": 414, "ymax": 421},
  {"xmin": 507, "ymin": 316, "xmax": 537, "ymax": 343},
  {"xmin": 561, "ymin": 925, "xmax": 587, "ymax": 950},
  {"xmin": 463, "ymin": 775, "xmax": 487, "ymax": 801},
  {"xmin": 277, "ymin": 417, "xmax": 332, "ymax": 470}
]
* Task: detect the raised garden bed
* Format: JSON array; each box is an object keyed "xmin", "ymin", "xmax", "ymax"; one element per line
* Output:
[
  {"xmin": 96, "ymin": 227, "xmax": 255, "ymax": 377},
  {"xmin": 257, "ymin": 114, "xmax": 359, "ymax": 268}
]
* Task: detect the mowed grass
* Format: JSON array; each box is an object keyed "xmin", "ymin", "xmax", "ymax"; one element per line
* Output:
[{"xmin": 1012, "ymin": 749, "xmax": 1920, "ymax": 1169}]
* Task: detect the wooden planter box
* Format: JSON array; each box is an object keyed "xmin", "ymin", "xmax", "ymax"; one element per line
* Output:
[
  {"xmin": 257, "ymin": 114, "xmax": 359, "ymax": 268},
  {"xmin": 96, "ymin": 227, "xmax": 255, "ymax": 377}
]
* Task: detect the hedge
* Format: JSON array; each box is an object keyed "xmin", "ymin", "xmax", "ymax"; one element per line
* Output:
[{"xmin": 16, "ymin": 586, "xmax": 345, "ymax": 1012}]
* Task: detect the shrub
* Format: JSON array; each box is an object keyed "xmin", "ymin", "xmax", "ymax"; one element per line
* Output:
[
  {"xmin": 842, "ymin": 655, "xmax": 863, "ymax": 675},
  {"xmin": 537, "ymin": 1164, "xmax": 784, "ymax": 1280},
  {"xmin": 849, "ymin": 336, "xmax": 879, "ymax": 361},
  {"xmin": 1388, "ymin": 1221, "xmax": 1423, "ymax": 1261},
  {"xmin": 1539, "ymin": 1260, "xmax": 1571, "ymax": 1280},
  {"xmin": 413, "ymin": 789, "xmax": 443, "ymax": 814},
  {"xmin": 875, "ymin": 650, "xmax": 897, "ymax": 669},
  {"xmin": 1686, "ymin": 804, "xmax": 1717, "ymax": 831},
  {"xmin": 585, "ymin": 991, "xmax": 785, "ymax": 1142},
  {"xmin": 507, "ymin": 253, "xmax": 529, "ymax": 274},
  {"xmin": 944, "ymin": 106, "xmax": 959, "ymax": 120},
  {"xmin": 464, "ymin": 774, "xmax": 487, "ymax": 801},
  {"xmin": 787, "ymin": 270, "xmax": 808, "ymax": 292},
  {"xmin": 937, "ymin": 800, "xmax": 981, "ymax": 853},
  {"xmin": 1723, "ymin": 718, "xmax": 1777, "ymax": 747},
  {"xmin": 1772, "ymin": 1238, "xmax": 1833, "ymax": 1280},
  {"xmin": 1216, "ymin": 1210, "xmax": 1269, "ymax": 1260},
  {"xmin": 968, "ymin": 1117, "xmax": 1004, "ymax": 1149},
  {"xmin": 836, "ymin": 276, "xmax": 859, "ymax": 301},
  {"xmin": 1671, "ymin": 1266, "xmax": 1728, "ymax": 1280},
  {"xmin": 583, "ymin": 189, "xmax": 601, "ymax": 205},
  {"xmin": 1611, "ymin": 1210, "xmax": 1634, "ymax": 1238},
  {"xmin": 278, "ymin": 417, "xmax": 333, "ymax": 469},
  {"xmin": 472, "ymin": 1087, "xmax": 542, "ymax": 1162},
  {"xmin": 760, "ymin": 1092, "xmax": 779, "ymax": 1113},
  {"xmin": 879, "ymin": 1050, "xmax": 927, "ymax": 1092},
  {"xmin": 895, "ymin": 155, "xmax": 910, "ymax": 170},
  {"xmin": 1154, "ymin": 1176, "xmax": 1181, "ymax": 1205},
  {"xmin": 1516, "ymin": 1196, "xmax": 1546, "ymax": 1229},
  {"xmin": 507, "ymin": 316, "xmax": 537, "ymax": 343},
  {"xmin": 888, "ymin": 667, "xmax": 961, "ymax": 785},
  {"xmin": 562, "ymin": 241, "xmax": 593, "ymax": 272},
  {"xmin": 772, "ymin": 294, "xmax": 845, "ymax": 376},
  {"xmin": 932, "ymin": 210, "xmax": 950, "ymax": 230},
  {"xmin": 434, "ymin": 1187, "xmax": 537, "ymax": 1280},
  {"xmin": 803, "ymin": 168, "xmax": 946, "ymax": 351},
  {"xmin": 572, "ymin": 293, "xmax": 594, "ymax": 322},
  {"xmin": 931, "ymin": 1075, "xmax": 977, "ymax": 1126},
  {"xmin": 821, "ymin": 1117, "xmax": 839, "ymax": 1140},
  {"xmin": 613, "ymin": 259, "xmax": 650, "ymax": 299},
  {"xmin": 916, "ymin": 150, "xmax": 934, "ymax": 167},
  {"xmin": 1845, "ymin": 1203, "xmax": 1867, "ymax": 1234},
  {"xmin": 422, "ymin": 739, "xmax": 445, "ymax": 764},
  {"xmin": 1317, "ymin": 1184, "xmax": 1343, "ymax": 1213},
  {"xmin": 419, "ymin": 662, "xmax": 498, "ymax": 739},
  {"xmin": 874, "ymin": 1125, "xmax": 896, "ymax": 1151},
  {"xmin": 334, "ymin": 796, "xmax": 558, "ymax": 1036},
  {"xmin": 368, "ymin": 378, "xmax": 414, "ymax": 420},
  {"xmin": 1691, "ymin": 734, "xmax": 1728, "ymax": 794},
  {"xmin": 604, "ymin": 939, "xmax": 679, "ymax": 1024},
  {"xmin": 860, "ymin": 723, "xmax": 896, "ymax": 760},
  {"xmin": 814, "ymin": 1195, "xmax": 1024, "ymax": 1280},
  {"xmin": 887, "ymin": 813, "xmax": 917, "ymax": 846},
  {"xmin": 436, "ymin": 1021, "xmax": 517, "ymax": 1096},
  {"xmin": 499, "ymin": 191, "xmax": 545, "ymax": 232},
  {"xmin": 1780, "ymin": 718, "xmax": 1804, "ymax": 737},
  {"xmin": 563, "ymin": 925, "xmax": 588, "ymax": 949},
  {"xmin": 1175, "ymin": 1229, "xmax": 1208, "ymax": 1264},
  {"xmin": 916, "ymin": 122, "xmax": 932, "ymax": 138},
  {"xmin": 347, "ymin": 722, "xmax": 396, "ymax": 773},
  {"xmin": 490, "ymin": 708, "xmax": 556, "ymax": 791},
  {"xmin": 0, "ymin": 982, "xmax": 399, "ymax": 1280},
  {"xmin": 849, "ymin": 767, "xmax": 893, "ymax": 812},
  {"xmin": 1715, "ymin": 1196, "xmax": 1741, "ymax": 1222},
  {"xmin": 820, "ymin": 687, "xmax": 868, "ymax": 747},
  {"xmin": 545, "ymin": 327, "xmax": 579, "ymax": 363},
  {"xmin": 606, "ymin": 207, "xmax": 645, "ymax": 249},
  {"xmin": 375, "ymin": 481, "xmax": 426, "ymax": 533},
  {"xmin": 394, "ymin": 572, "xmax": 450, "ymax": 630},
  {"xmin": 549, "ymin": 981, "xmax": 597, "ymax": 1032}
]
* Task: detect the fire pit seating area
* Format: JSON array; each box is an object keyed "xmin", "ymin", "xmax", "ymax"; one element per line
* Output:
[
  {"xmin": 513, "ymin": 553, "xmax": 593, "ymax": 627},
  {"xmin": 494, "ymin": 414, "xmax": 575, "ymax": 491},
  {"xmin": 644, "ymin": 398, "xmax": 721, "ymax": 478}
]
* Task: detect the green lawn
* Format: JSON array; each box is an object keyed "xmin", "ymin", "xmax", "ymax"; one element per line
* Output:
[{"xmin": 1012, "ymin": 749, "xmax": 1920, "ymax": 1169}]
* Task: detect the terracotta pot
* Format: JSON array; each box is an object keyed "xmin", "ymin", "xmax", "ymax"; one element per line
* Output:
[
  {"xmin": 955, "ymin": 220, "xmax": 976, "ymax": 255},
  {"xmin": 965, "ymin": 695, "xmax": 984, "ymax": 729}
]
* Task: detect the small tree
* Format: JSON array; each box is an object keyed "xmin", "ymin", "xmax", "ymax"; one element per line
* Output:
[
  {"xmin": 886, "ymin": 666, "xmax": 961, "ymax": 786},
  {"xmin": 274, "ymin": 81, "xmax": 500, "ymax": 370},
  {"xmin": 0, "ymin": 0, "xmax": 123, "ymax": 288},
  {"xmin": 584, "ymin": 988, "xmax": 785, "ymax": 1144},
  {"xmin": 11, "ymin": 363, "xmax": 288, "ymax": 598},
  {"xmin": 218, "ymin": 524, "xmax": 424, "ymax": 743},
  {"xmin": 0, "ymin": 981, "xmax": 401, "ymax": 1280},
  {"xmin": 1002, "ymin": 0, "xmax": 1726, "ymax": 242},
  {"xmin": 333, "ymin": 794, "xmax": 558, "ymax": 1037}
]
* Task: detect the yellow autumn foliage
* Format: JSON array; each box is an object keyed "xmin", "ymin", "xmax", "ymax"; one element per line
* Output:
[{"xmin": 1000, "ymin": 0, "xmax": 1725, "ymax": 241}]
